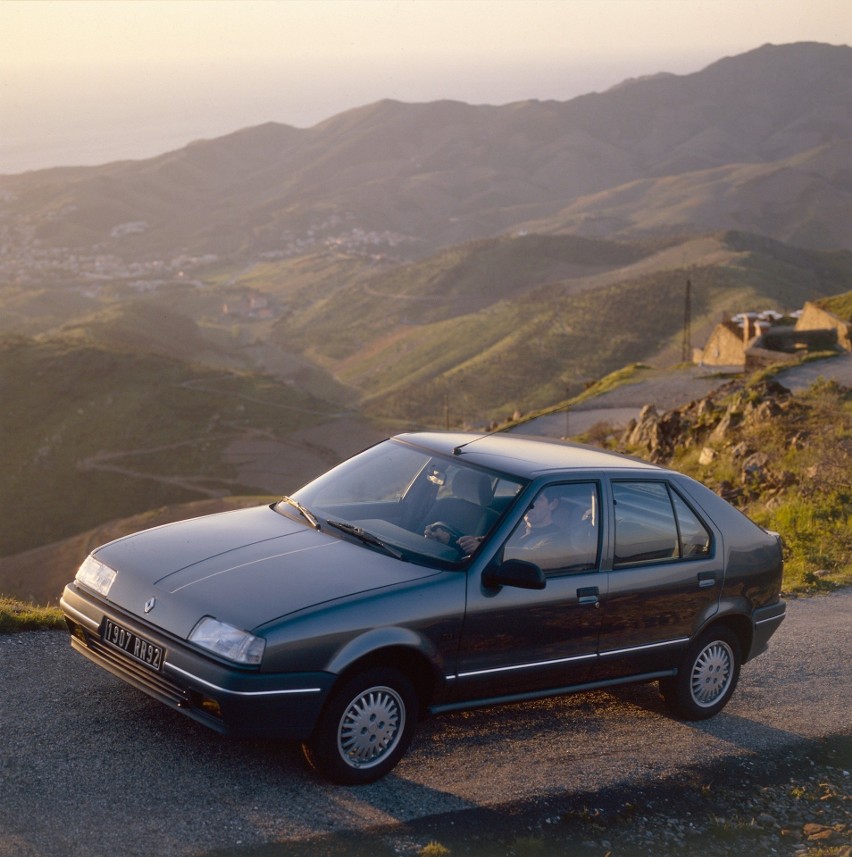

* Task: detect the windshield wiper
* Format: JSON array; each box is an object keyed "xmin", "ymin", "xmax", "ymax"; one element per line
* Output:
[
  {"xmin": 281, "ymin": 496, "xmax": 320, "ymax": 530},
  {"xmin": 327, "ymin": 520, "xmax": 405, "ymax": 560}
]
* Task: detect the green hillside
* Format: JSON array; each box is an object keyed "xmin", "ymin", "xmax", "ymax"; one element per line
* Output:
[
  {"xmin": 270, "ymin": 231, "xmax": 852, "ymax": 426},
  {"xmin": 0, "ymin": 336, "xmax": 337, "ymax": 557},
  {"xmin": 57, "ymin": 300, "xmax": 224, "ymax": 361},
  {"xmin": 817, "ymin": 290, "xmax": 852, "ymax": 321},
  {"xmin": 272, "ymin": 234, "xmax": 653, "ymax": 361}
]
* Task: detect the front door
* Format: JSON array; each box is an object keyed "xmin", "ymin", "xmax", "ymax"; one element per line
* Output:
[{"xmin": 451, "ymin": 482, "xmax": 606, "ymax": 702}]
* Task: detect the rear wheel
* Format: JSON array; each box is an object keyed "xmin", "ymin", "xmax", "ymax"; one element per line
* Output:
[
  {"xmin": 661, "ymin": 626, "xmax": 741, "ymax": 720},
  {"xmin": 302, "ymin": 667, "xmax": 418, "ymax": 785}
]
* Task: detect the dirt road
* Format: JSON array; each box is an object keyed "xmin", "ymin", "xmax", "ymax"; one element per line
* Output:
[{"xmin": 0, "ymin": 590, "xmax": 849, "ymax": 857}]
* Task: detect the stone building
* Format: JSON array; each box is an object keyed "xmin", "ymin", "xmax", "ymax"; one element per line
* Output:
[
  {"xmin": 695, "ymin": 314, "xmax": 770, "ymax": 369},
  {"xmin": 795, "ymin": 301, "xmax": 852, "ymax": 351},
  {"xmin": 696, "ymin": 296, "xmax": 851, "ymax": 371}
]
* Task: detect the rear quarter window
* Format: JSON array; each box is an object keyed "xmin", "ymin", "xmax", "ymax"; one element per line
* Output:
[{"xmin": 613, "ymin": 481, "xmax": 712, "ymax": 567}]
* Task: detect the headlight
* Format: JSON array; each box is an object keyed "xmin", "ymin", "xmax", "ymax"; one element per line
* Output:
[
  {"xmin": 188, "ymin": 617, "xmax": 265, "ymax": 666},
  {"xmin": 75, "ymin": 555, "xmax": 117, "ymax": 597}
]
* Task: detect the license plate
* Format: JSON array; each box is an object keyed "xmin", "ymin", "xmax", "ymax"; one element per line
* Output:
[{"xmin": 102, "ymin": 618, "xmax": 163, "ymax": 671}]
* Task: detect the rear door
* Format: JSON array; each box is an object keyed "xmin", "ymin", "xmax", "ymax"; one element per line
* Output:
[{"xmin": 594, "ymin": 478, "xmax": 722, "ymax": 679}]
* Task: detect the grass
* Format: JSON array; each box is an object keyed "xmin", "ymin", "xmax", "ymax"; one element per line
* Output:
[
  {"xmin": 0, "ymin": 598, "xmax": 65, "ymax": 633},
  {"xmin": 418, "ymin": 844, "xmax": 451, "ymax": 857},
  {"xmin": 817, "ymin": 290, "xmax": 852, "ymax": 322}
]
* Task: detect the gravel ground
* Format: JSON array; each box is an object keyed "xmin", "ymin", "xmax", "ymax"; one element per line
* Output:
[
  {"xmin": 249, "ymin": 733, "xmax": 851, "ymax": 857},
  {"xmin": 1, "ymin": 591, "xmax": 849, "ymax": 857}
]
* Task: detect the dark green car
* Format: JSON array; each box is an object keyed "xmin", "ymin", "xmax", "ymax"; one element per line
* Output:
[{"xmin": 61, "ymin": 432, "xmax": 786, "ymax": 784}]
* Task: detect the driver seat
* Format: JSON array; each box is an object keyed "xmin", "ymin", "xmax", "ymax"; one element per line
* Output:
[{"xmin": 428, "ymin": 470, "xmax": 496, "ymax": 537}]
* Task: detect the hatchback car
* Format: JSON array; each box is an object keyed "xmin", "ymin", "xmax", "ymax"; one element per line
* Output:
[{"xmin": 61, "ymin": 433, "xmax": 786, "ymax": 784}]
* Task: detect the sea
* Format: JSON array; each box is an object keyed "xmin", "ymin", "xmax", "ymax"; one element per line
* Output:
[{"xmin": 0, "ymin": 54, "xmax": 709, "ymax": 175}]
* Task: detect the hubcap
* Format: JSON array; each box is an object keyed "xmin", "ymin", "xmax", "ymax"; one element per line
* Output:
[
  {"xmin": 690, "ymin": 640, "xmax": 734, "ymax": 707},
  {"xmin": 338, "ymin": 686, "xmax": 405, "ymax": 769}
]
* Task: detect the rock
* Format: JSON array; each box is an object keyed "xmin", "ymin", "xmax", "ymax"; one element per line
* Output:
[
  {"xmin": 741, "ymin": 452, "xmax": 770, "ymax": 484},
  {"xmin": 730, "ymin": 441, "xmax": 753, "ymax": 459},
  {"xmin": 754, "ymin": 378, "xmax": 791, "ymax": 398},
  {"xmin": 709, "ymin": 410, "xmax": 739, "ymax": 444},
  {"xmin": 625, "ymin": 405, "xmax": 659, "ymax": 448},
  {"xmin": 744, "ymin": 398, "xmax": 782, "ymax": 425},
  {"xmin": 699, "ymin": 447, "xmax": 716, "ymax": 465}
]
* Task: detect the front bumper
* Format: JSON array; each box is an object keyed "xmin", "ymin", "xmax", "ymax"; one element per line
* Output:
[{"xmin": 61, "ymin": 583, "xmax": 333, "ymax": 741}]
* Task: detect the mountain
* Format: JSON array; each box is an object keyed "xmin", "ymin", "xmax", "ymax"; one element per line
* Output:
[
  {"xmin": 2, "ymin": 42, "xmax": 852, "ymax": 569},
  {"xmin": 519, "ymin": 139, "xmax": 852, "ymax": 250},
  {"xmin": 1, "ymin": 42, "xmax": 850, "ymax": 269}
]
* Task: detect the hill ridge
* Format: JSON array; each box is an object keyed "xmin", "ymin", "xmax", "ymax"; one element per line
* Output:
[{"xmin": 2, "ymin": 42, "xmax": 850, "ymax": 265}]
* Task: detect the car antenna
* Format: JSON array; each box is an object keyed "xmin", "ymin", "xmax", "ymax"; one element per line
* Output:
[{"xmin": 453, "ymin": 424, "xmax": 509, "ymax": 456}]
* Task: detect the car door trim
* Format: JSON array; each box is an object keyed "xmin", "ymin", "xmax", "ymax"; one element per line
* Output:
[
  {"xmin": 599, "ymin": 636, "xmax": 689, "ymax": 658},
  {"xmin": 448, "ymin": 651, "xmax": 598, "ymax": 680}
]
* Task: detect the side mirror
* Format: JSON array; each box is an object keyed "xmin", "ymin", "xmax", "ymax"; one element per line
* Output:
[{"xmin": 483, "ymin": 559, "xmax": 546, "ymax": 591}]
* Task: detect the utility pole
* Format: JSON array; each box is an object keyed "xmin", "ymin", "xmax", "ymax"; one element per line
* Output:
[{"xmin": 681, "ymin": 278, "xmax": 692, "ymax": 364}]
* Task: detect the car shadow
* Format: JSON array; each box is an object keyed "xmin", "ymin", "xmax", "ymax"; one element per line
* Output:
[{"xmin": 71, "ymin": 669, "xmax": 817, "ymax": 857}]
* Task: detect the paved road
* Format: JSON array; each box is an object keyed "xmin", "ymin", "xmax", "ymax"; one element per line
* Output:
[
  {"xmin": 1, "ymin": 591, "xmax": 850, "ymax": 857},
  {"xmin": 776, "ymin": 351, "xmax": 852, "ymax": 392},
  {"xmin": 517, "ymin": 354, "xmax": 852, "ymax": 439}
]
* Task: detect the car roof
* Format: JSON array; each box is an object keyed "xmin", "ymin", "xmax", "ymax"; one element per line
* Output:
[{"xmin": 394, "ymin": 432, "xmax": 665, "ymax": 480}]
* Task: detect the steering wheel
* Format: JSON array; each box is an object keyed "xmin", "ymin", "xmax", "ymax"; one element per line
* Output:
[{"xmin": 424, "ymin": 521, "xmax": 464, "ymax": 550}]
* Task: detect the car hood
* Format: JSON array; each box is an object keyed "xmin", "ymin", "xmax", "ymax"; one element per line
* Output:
[{"xmin": 95, "ymin": 505, "xmax": 436, "ymax": 638}]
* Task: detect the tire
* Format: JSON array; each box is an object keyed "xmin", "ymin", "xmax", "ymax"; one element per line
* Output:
[
  {"xmin": 661, "ymin": 626, "xmax": 741, "ymax": 720},
  {"xmin": 302, "ymin": 667, "xmax": 418, "ymax": 785}
]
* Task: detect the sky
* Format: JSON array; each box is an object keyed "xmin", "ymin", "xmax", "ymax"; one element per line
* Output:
[{"xmin": 2, "ymin": 0, "xmax": 850, "ymax": 174}]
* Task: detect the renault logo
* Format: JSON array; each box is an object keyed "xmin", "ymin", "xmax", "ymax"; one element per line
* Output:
[{"xmin": 144, "ymin": 597, "xmax": 156, "ymax": 614}]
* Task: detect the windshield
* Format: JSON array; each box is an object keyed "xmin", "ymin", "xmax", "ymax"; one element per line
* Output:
[{"xmin": 277, "ymin": 439, "xmax": 525, "ymax": 567}]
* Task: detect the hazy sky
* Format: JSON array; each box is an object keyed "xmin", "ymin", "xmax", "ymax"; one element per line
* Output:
[{"xmin": 2, "ymin": 0, "xmax": 850, "ymax": 173}]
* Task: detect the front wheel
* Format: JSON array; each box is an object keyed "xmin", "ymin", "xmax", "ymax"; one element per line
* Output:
[
  {"xmin": 302, "ymin": 667, "xmax": 418, "ymax": 785},
  {"xmin": 661, "ymin": 626, "xmax": 741, "ymax": 720}
]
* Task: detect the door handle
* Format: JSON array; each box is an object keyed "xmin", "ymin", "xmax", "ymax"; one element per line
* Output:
[
  {"xmin": 577, "ymin": 586, "xmax": 600, "ymax": 607},
  {"xmin": 697, "ymin": 572, "xmax": 717, "ymax": 589}
]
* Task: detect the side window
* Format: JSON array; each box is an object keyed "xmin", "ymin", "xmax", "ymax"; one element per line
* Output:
[
  {"xmin": 613, "ymin": 481, "xmax": 713, "ymax": 566},
  {"xmin": 671, "ymin": 491, "xmax": 712, "ymax": 557},
  {"xmin": 613, "ymin": 482, "xmax": 678, "ymax": 566},
  {"xmin": 503, "ymin": 483, "xmax": 600, "ymax": 574}
]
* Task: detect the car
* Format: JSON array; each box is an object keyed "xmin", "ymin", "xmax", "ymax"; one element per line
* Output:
[{"xmin": 61, "ymin": 432, "xmax": 786, "ymax": 784}]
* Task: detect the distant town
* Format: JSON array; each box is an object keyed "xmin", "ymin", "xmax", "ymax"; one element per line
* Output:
[{"xmin": 0, "ymin": 201, "xmax": 413, "ymax": 292}]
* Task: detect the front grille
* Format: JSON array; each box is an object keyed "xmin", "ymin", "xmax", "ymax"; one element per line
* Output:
[{"xmin": 73, "ymin": 628, "xmax": 190, "ymax": 709}]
